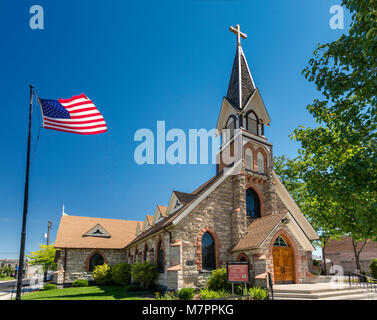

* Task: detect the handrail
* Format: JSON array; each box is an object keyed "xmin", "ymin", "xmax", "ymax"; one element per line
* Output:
[
  {"xmin": 348, "ymin": 271, "xmax": 377, "ymax": 293},
  {"xmin": 267, "ymin": 272, "xmax": 274, "ymax": 300}
]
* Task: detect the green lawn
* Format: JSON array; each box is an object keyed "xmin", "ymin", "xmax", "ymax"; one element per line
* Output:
[
  {"xmin": 21, "ymin": 286, "xmax": 154, "ymax": 300},
  {"xmin": 0, "ymin": 277, "xmax": 14, "ymax": 281}
]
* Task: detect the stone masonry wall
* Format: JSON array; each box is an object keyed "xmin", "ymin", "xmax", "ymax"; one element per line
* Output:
[{"xmin": 63, "ymin": 248, "xmax": 126, "ymax": 283}]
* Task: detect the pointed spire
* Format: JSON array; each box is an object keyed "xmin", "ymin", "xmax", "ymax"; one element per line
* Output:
[
  {"xmin": 226, "ymin": 25, "xmax": 256, "ymax": 110},
  {"xmin": 62, "ymin": 204, "xmax": 68, "ymax": 216}
]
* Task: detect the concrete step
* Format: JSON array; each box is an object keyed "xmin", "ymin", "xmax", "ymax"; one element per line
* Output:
[{"xmin": 273, "ymin": 288, "xmax": 377, "ymax": 300}]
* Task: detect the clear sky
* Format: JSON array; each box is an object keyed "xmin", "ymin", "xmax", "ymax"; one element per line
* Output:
[{"xmin": 0, "ymin": 0, "xmax": 349, "ymax": 259}]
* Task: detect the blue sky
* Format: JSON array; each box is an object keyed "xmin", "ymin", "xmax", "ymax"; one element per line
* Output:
[{"xmin": 0, "ymin": 0, "xmax": 349, "ymax": 259}]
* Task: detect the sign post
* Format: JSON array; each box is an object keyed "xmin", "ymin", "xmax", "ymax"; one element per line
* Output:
[{"xmin": 227, "ymin": 261, "xmax": 250, "ymax": 297}]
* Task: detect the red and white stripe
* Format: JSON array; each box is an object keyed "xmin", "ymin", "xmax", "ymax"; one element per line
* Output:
[{"xmin": 42, "ymin": 94, "xmax": 107, "ymax": 135}]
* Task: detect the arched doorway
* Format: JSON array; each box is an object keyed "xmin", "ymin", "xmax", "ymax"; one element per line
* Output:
[{"xmin": 272, "ymin": 235, "xmax": 294, "ymax": 284}]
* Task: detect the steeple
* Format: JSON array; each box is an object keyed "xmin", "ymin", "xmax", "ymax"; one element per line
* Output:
[{"xmin": 226, "ymin": 25, "xmax": 256, "ymax": 110}]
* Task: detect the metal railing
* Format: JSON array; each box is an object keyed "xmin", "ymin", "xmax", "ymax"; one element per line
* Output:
[
  {"xmin": 348, "ymin": 272, "xmax": 377, "ymax": 293},
  {"xmin": 266, "ymin": 272, "xmax": 274, "ymax": 300}
]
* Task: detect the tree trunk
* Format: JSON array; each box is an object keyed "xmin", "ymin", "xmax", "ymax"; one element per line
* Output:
[
  {"xmin": 322, "ymin": 236, "xmax": 329, "ymax": 275},
  {"xmin": 351, "ymin": 238, "xmax": 367, "ymax": 273}
]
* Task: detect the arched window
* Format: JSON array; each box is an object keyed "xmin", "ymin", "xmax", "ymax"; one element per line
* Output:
[
  {"xmin": 257, "ymin": 152, "xmax": 265, "ymax": 173},
  {"xmin": 274, "ymin": 236, "xmax": 288, "ymax": 247},
  {"xmin": 239, "ymin": 257, "xmax": 247, "ymax": 262},
  {"xmin": 246, "ymin": 111, "xmax": 258, "ymax": 135},
  {"xmin": 224, "ymin": 116, "xmax": 237, "ymax": 142},
  {"xmin": 143, "ymin": 246, "xmax": 148, "ymax": 262},
  {"xmin": 89, "ymin": 253, "xmax": 104, "ymax": 272},
  {"xmin": 157, "ymin": 241, "xmax": 164, "ymax": 273},
  {"xmin": 245, "ymin": 148, "xmax": 253, "ymax": 171},
  {"xmin": 246, "ymin": 188, "xmax": 261, "ymax": 219},
  {"xmin": 201, "ymin": 232, "xmax": 216, "ymax": 270}
]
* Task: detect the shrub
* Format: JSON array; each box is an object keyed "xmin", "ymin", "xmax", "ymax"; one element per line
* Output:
[
  {"xmin": 369, "ymin": 258, "xmax": 377, "ymax": 280},
  {"xmin": 111, "ymin": 262, "xmax": 132, "ymax": 286},
  {"xmin": 92, "ymin": 264, "xmax": 112, "ymax": 285},
  {"xmin": 248, "ymin": 286, "xmax": 268, "ymax": 300},
  {"xmin": 125, "ymin": 284, "xmax": 144, "ymax": 292},
  {"xmin": 199, "ymin": 288, "xmax": 230, "ymax": 300},
  {"xmin": 155, "ymin": 291, "xmax": 178, "ymax": 300},
  {"xmin": 72, "ymin": 279, "xmax": 89, "ymax": 287},
  {"xmin": 42, "ymin": 283, "xmax": 56, "ymax": 291},
  {"xmin": 312, "ymin": 259, "xmax": 319, "ymax": 267},
  {"xmin": 207, "ymin": 268, "xmax": 243, "ymax": 294},
  {"xmin": 131, "ymin": 262, "xmax": 158, "ymax": 289},
  {"xmin": 178, "ymin": 288, "xmax": 196, "ymax": 300}
]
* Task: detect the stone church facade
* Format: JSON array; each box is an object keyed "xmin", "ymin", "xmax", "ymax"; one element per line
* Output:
[{"xmin": 54, "ymin": 25, "xmax": 319, "ymax": 289}]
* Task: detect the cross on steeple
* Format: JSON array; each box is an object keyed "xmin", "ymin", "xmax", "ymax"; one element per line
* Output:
[{"xmin": 229, "ymin": 24, "xmax": 247, "ymax": 46}]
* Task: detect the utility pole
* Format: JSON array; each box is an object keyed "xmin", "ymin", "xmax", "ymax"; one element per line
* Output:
[
  {"xmin": 43, "ymin": 221, "xmax": 52, "ymax": 282},
  {"xmin": 46, "ymin": 221, "xmax": 52, "ymax": 245}
]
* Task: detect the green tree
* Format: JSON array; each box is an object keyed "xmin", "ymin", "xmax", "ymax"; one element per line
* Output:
[
  {"xmin": 291, "ymin": 0, "xmax": 377, "ymax": 272},
  {"xmin": 26, "ymin": 244, "xmax": 57, "ymax": 274},
  {"xmin": 274, "ymin": 156, "xmax": 343, "ymax": 275}
]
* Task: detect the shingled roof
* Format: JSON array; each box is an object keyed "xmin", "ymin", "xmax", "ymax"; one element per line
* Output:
[
  {"xmin": 157, "ymin": 205, "xmax": 168, "ymax": 217},
  {"xmin": 232, "ymin": 213, "xmax": 285, "ymax": 251},
  {"xmin": 55, "ymin": 215, "xmax": 142, "ymax": 249},
  {"xmin": 226, "ymin": 46, "xmax": 255, "ymax": 110},
  {"xmin": 173, "ymin": 191, "xmax": 197, "ymax": 205},
  {"xmin": 125, "ymin": 173, "xmax": 223, "ymax": 248}
]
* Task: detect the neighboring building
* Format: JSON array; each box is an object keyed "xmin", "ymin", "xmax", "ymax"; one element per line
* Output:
[
  {"xmin": 0, "ymin": 259, "xmax": 30, "ymax": 278},
  {"xmin": 326, "ymin": 237, "xmax": 377, "ymax": 275},
  {"xmin": 54, "ymin": 25, "xmax": 319, "ymax": 289}
]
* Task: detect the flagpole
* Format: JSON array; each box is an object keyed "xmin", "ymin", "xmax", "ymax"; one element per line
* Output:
[{"xmin": 16, "ymin": 84, "xmax": 34, "ymax": 300}]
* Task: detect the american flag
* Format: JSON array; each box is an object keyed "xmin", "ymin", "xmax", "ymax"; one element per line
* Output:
[{"xmin": 38, "ymin": 94, "xmax": 107, "ymax": 135}]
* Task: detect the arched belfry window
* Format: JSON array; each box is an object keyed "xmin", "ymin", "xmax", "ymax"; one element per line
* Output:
[
  {"xmin": 257, "ymin": 152, "xmax": 265, "ymax": 173},
  {"xmin": 245, "ymin": 148, "xmax": 253, "ymax": 170},
  {"xmin": 246, "ymin": 111, "xmax": 258, "ymax": 135},
  {"xmin": 224, "ymin": 115, "xmax": 237, "ymax": 142},
  {"xmin": 201, "ymin": 232, "xmax": 216, "ymax": 270},
  {"xmin": 246, "ymin": 188, "xmax": 261, "ymax": 219},
  {"xmin": 89, "ymin": 253, "xmax": 104, "ymax": 272},
  {"xmin": 157, "ymin": 241, "xmax": 164, "ymax": 273}
]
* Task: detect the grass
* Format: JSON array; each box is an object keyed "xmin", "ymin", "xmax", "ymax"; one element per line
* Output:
[
  {"xmin": 0, "ymin": 276, "xmax": 14, "ymax": 281},
  {"xmin": 20, "ymin": 285, "xmax": 154, "ymax": 300}
]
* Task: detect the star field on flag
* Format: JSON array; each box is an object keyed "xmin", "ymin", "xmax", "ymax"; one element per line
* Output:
[{"xmin": 39, "ymin": 94, "xmax": 107, "ymax": 135}]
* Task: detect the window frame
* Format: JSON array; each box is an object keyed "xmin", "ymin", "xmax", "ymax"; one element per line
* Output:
[
  {"xmin": 201, "ymin": 232, "xmax": 216, "ymax": 271},
  {"xmin": 246, "ymin": 188, "xmax": 261, "ymax": 219}
]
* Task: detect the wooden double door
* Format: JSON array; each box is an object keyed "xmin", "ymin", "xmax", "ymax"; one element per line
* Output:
[{"xmin": 273, "ymin": 245, "xmax": 295, "ymax": 283}]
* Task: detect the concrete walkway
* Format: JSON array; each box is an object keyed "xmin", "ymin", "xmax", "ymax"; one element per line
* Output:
[{"xmin": 273, "ymin": 282, "xmax": 377, "ymax": 300}]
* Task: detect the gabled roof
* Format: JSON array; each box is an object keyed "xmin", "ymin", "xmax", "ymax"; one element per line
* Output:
[
  {"xmin": 143, "ymin": 215, "xmax": 154, "ymax": 231},
  {"xmin": 173, "ymin": 191, "xmax": 197, "ymax": 205},
  {"xmin": 157, "ymin": 205, "xmax": 168, "ymax": 217},
  {"xmin": 226, "ymin": 46, "xmax": 256, "ymax": 110},
  {"xmin": 54, "ymin": 215, "xmax": 142, "ymax": 249},
  {"xmin": 125, "ymin": 173, "xmax": 223, "ymax": 248},
  {"xmin": 232, "ymin": 213, "xmax": 285, "ymax": 251}
]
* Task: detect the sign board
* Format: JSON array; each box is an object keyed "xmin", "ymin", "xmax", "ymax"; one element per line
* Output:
[{"xmin": 227, "ymin": 261, "xmax": 250, "ymax": 283}]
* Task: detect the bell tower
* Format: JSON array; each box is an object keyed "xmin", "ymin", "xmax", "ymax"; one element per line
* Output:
[{"xmin": 216, "ymin": 24, "xmax": 273, "ymax": 177}]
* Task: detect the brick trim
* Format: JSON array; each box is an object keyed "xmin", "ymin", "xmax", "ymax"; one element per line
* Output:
[
  {"xmin": 244, "ymin": 184, "xmax": 265, "ymax": 218},
  {"xmin": 268, "ymin": 229, "xmax": 299, "ymax": 284},
  {"xmin": 255, "ymin": 146, "xmax": 268, "ymax": 174},
  {"xmin": 236, "ymin": 252, "xmax": 249, "ymax": 262},
  {"xmin": 85, "ymin": 250, "xmax": 108, "ymax": 272},
  {"xmin": 243, "ymin": 142, "xmax": 256, "ymax": 171},
  {"xmin": 194, "ymin": 227, "xmax": 222, "ymax": 271}
]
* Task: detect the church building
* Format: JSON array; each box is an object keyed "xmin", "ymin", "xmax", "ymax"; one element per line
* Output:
[{"xmin": 54, "ymin": 25, "xmax": 319, "ymax": 289}]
